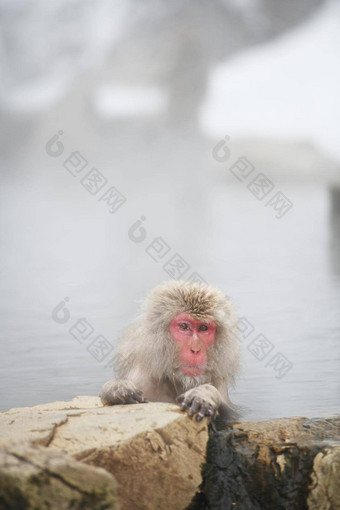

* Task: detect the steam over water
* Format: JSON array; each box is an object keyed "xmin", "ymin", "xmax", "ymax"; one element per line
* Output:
[{"xmin": 0, "ymin": 0, "xmax": 339, "ymax": 419}]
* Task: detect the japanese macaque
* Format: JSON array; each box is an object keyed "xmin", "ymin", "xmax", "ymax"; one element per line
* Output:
[{"xmin": 100, "ymin": 280, "xmax": 240, "ymax": 421}]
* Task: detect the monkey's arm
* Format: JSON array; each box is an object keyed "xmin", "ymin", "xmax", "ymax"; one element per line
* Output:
[
  {"xmin": 176, "ymin": 383, "xmax": 237, "ymax": 422},
  {"xmin": 100, "ymin": 321, "xmax": 151, "ymax": 406}
]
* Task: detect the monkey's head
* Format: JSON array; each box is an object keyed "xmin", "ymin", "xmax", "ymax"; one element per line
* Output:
[{"xmin": 142, "ymin": 280, "xmax": 240, "ymax": 390}]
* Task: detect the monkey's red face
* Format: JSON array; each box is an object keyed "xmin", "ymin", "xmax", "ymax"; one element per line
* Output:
[{"xmin": 170, "ymin": 313, "xmax": 216, "ymax": 377}]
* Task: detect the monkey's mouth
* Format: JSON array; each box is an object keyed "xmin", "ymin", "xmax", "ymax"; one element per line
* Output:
[{"xmin": 181, "ymin": 364, "xmax": 204, "ymax": 377}]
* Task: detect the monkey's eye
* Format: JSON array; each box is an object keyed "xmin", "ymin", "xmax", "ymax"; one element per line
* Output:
[
  {"xmin": 179, "ymin": 323, "xmax": 189, "ymax": 330},
  {"xmin": 198, "ymin": 324, "xmax": 208, "ymax": 331}
]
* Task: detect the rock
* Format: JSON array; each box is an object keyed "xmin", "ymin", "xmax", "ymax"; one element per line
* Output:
[
  {"xmin": 0, "ymin": 397, "xmax": 209, "ymax": 510},
  {"xmin": 2, "ymin": 398, "xmax": 339, "ymax": 510},
  {"xmin": 0, "ymin": 396, "xmax": 102, "ymax": 447},
  {"xmin": 308, "ymin": 446, "xmax": 340, "ymax": 510},
  {"xmin": 0, "ymin": 443, "xmax": 118, "ymax": 510},
  {"xmin": 188, "ymin": 416, "xmax": 340, "ymax": 510}
]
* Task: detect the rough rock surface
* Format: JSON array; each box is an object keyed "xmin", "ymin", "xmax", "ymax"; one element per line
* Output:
[
  {"xmin": 1, "ymin": 398, "xmax": 339, "ymax": 510},
  {"xmin": 0, "ymin": 443, "xmax": 118, "ymax": 510},
  {"xmin": 188, "ymin": 416, "xmax": 340, "ymax": 510},
  {"xmin": 0, "ymin": 396, "xmax": 209, "ymax": 510},
  {"xmin": 308, "ymin": 445, "xmax": 340, "ymax": 510}
]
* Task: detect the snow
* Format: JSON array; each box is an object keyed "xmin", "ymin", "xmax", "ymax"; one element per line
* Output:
[{"xmin": 200, "ymin": 0, "xmax": 340, "ymax": 162}]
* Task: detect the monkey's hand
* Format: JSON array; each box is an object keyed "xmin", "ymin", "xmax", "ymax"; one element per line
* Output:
[
  {"xmin": 176, "ymin": 384, "xmax": 221, "ymax": 422},
  {"xmin": 100, "ymin": 379, "xmax": 148, "ymax": 406}
]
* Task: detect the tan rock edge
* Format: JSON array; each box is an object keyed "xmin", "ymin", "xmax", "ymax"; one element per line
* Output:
[{"xmin": 0, "ymin": 397, "xmax": 209, "ymax": 510}]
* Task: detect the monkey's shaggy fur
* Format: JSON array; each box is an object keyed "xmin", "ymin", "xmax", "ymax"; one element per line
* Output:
[{"xmin": 114, "ymin": 280, "xmax": 240, "ymax": 395}]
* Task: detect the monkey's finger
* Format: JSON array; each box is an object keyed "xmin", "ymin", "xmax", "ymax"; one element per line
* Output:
[
  {"xmin": 207, "ymin": 405, "xmax": 217, "ymax": 417},
  {"xmin": 112, "ymin": 393, "xmax": 129, "ymax": 404},
  {"xmin": 196, "ymin": 402, "xmax": 209, "ymax": 421},
  {"xmin": 131, "ymin": 391, "xmax": 146, "ymax": 403},
  {"xmin": 177, "ymin": 395, "xmax": 189, "ymax": 411},
  {"xmin": 125, "ymin": 396, "xmax": 140, "ymax": 404},
  {"xmin": 188, "ymin": 398, "xmax": 201, "ymax": 417},
  {"xmin": 182, "ymin": 396, "xmax": 195, "ymax": 410}
]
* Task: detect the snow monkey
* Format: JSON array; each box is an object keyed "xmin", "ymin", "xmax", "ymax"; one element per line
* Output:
[{"xmin": 100, "ymin": 280, "xmax": 240, "ymax": 421}]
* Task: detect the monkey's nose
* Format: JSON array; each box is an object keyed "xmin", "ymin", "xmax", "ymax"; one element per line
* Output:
[{"xmin": 190, "ymin": 348, "xmax": 200, "ymax": 354}]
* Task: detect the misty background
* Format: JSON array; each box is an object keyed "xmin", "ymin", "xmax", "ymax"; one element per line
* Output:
[{"xmin": 0, "ymin": 0, "xmax": 339, "ymax": 419}]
